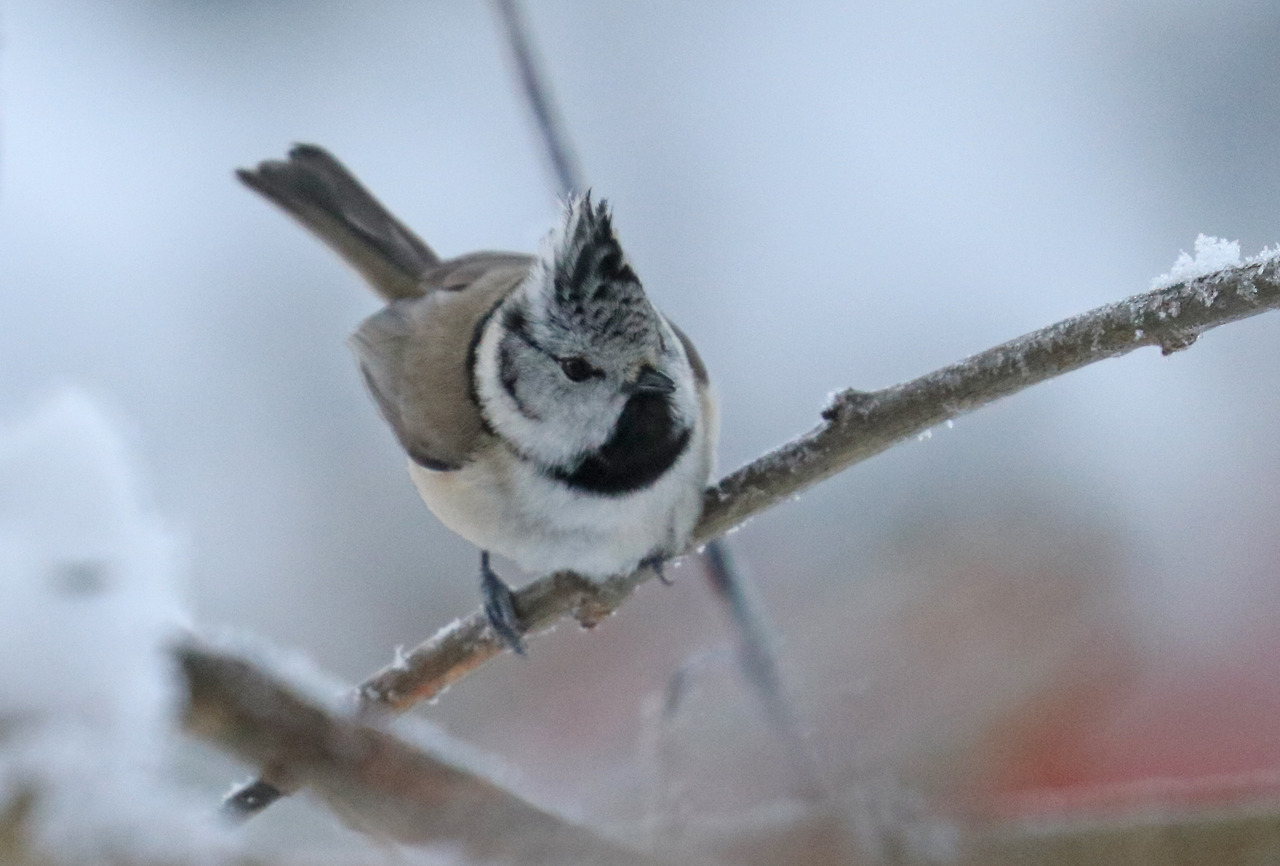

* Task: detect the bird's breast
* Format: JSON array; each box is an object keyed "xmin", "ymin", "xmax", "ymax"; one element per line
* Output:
[{"xmin": 407, "ymin": 421, "xmax": 710, "ymax": 579}]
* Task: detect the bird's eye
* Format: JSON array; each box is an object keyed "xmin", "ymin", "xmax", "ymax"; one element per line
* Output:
[{"xmin": 559, "ymin": 356, "xmax": 597, "ymax": 382}]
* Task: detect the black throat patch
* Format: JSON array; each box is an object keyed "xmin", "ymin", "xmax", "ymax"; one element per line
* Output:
[{"xmin": 549, "ymin": 392, "xmax": 691, "ymax": 496}]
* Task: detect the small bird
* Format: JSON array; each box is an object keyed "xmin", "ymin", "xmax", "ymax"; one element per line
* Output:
[{"xmin": 238, "ymin": 145, "xmax": 716, "ymax": 651}]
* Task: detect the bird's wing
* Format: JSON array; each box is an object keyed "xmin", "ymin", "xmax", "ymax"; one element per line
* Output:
[
  {"xmin": 351, "ymin": 257, "xmax": 534, "ymax": 470},
  {"xmin": 238, "ymin": 144, "xmax": 440, "ymax": 302}
]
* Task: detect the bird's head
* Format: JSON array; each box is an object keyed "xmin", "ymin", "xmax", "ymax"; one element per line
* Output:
[{"xmin": 475, "ymin": 194, "xmax": 698, "ymax": 480}]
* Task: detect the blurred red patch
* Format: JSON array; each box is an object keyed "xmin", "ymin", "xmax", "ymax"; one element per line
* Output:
[{"xmin": 978, "ymin": 634, "xmax": 1280, "ymax": 818}]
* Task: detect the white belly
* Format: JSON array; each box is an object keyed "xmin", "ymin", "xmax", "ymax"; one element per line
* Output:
[{"xmin": 408, "ymin": 427, "xmax": 711, "ymax": 579}]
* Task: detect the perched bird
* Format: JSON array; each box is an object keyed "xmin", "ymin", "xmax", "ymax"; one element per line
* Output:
[{"xmin": 238, "ymin": 145, "xmax": 716, "ymax": 651}]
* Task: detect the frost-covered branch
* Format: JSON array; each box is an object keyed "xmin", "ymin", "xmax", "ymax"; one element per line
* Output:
[
  {"xmin": 357, "ymin": 252, "xmax": 1280, "ymax": 711},
  {"xmin": 700, "ymin": 246, "xmax": 1278, "ymax": 540},
  {"xmin": 177, "ymin": 639, "xmax": 683, "ymax": 865}
]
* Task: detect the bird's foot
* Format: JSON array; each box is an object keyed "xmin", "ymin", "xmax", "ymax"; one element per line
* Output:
[
  {"xmin": 642, "ymin": 554, "xmax": 674, "ymax": 586},
  {"xmin": 480, "ymin": 551, "xmax": 527, "ymax": 655}
]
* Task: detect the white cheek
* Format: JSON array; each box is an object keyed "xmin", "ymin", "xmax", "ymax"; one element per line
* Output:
[{"xmin": 475, "ymin": 320, "xmax": 619, "ymax": 468}]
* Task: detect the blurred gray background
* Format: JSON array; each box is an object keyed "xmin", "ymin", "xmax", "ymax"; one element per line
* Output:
[{"xmin": 4, "ymin": 0, "xmax": 1280, "ymax": 823}]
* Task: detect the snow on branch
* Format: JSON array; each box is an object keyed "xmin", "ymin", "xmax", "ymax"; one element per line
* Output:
[{"xmin": 357, "ymin": 252, "xmax": 1280, "ymax": 713}]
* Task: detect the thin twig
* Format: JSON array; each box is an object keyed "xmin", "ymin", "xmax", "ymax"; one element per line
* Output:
[
  {"xmin": 486, "ymin": 0, "xmax": 819, "ymax": 802},
  {"xmin": 490, "ymin": 0, "xmax": 585, "ymax": 196},
  {"xmin": 357, "ymin": 255, "xmax": 1280, "ymax": 711},
  {"xmin": 700, "ymin": 540, "xmax": 823, "ymax": 799}
]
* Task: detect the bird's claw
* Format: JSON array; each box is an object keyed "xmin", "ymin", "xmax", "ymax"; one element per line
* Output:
[{"xmin": 642, "ymin": 554, "xmax": 673, "ymax": 586}]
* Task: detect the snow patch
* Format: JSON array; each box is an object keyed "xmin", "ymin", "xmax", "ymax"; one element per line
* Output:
[
  {"xmin": 1151, "ymin": 234, "xmax": 1241, "ymax": 289},
  {"xmin": 393, "ymin": 643, "xmax": 411, "ymax": 670},
  {"xmin": 1246, "ymin": 243, "xmax": 1280, "ymax": 266},
  {"xmin": 0, "ymin": 390, "xmax": 237, "ymax": 864},
  {"xmin": 0, "ymin": 391, "xmax": 182, "ymax": 727}
]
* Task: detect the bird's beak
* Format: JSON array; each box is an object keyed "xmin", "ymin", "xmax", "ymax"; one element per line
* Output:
[{"xmin": 626, "ymin": 366, "xmax": 676, "ymax": 395}]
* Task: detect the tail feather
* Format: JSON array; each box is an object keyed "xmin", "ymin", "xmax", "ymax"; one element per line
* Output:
[{"xmin": 238, "ymin": 144, "xmax": 440, "ymax": 302}]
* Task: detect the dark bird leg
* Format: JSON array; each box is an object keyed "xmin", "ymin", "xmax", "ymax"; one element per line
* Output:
[
  {"xmin": 480, "ymin": 551, "xmax": 527, "ymax": 654},
  {"xmin": 641, "ymin": 553, "xmax": 674, "ymax": 586},
  {"xmin": 222, "ymin": 779, "xmax": 287, "ymax": 817}
]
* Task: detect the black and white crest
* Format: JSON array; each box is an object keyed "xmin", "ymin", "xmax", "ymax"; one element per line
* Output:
[{"xmin": 542, "ymin": 193, "xmax": 655, "ymax": 345}]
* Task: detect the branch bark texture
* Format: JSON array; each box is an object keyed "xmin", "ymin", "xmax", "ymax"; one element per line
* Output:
[{"xmin": 358, "ymin": 256, "xmax": 1280, "ymax": 711}]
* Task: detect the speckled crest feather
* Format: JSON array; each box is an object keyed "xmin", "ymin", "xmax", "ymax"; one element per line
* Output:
[{"xmin": 538, "ymin": 193, "xmax": 655, "ymax": 345}]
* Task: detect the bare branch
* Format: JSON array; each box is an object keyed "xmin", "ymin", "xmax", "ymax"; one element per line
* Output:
[
  {"xmin": 177, "ymin": 639, "xmax": 685, "ymax": 865},
  {"xmin": 358, "ymin": 255, "xmax": 1280, "ymax": 711}
]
